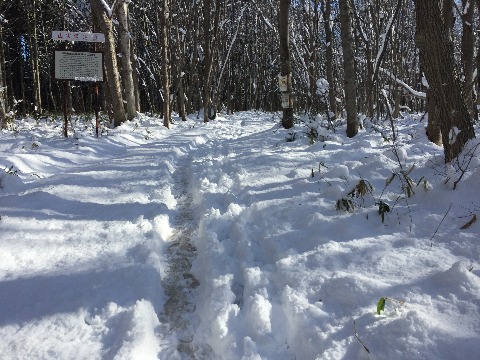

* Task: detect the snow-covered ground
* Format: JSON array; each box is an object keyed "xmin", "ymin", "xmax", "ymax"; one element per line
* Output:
[{"xmin": 0, "ymin": 111, "xmax": 479, "ymax": 359}]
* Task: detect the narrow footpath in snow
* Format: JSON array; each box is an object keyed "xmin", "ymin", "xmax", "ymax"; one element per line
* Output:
[{"xmin": 158, "ymin": 156, "xmax": 214, "ymax": 360}]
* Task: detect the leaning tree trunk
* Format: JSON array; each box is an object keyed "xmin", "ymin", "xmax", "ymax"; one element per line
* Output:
[
  {"xmin": 415, "ymin": 0, "xmax": 475, "ymax": 163},
  {"xmin": 339, "ymin": 0, "xmax": 358, "ymax": 138},
  {"xmin": 90, "ymin": 0, "xmax": 126, "ymax": 127},
  {"xmin": 278, "ymin": 0, "xmax": 294, "ymax": 129}
]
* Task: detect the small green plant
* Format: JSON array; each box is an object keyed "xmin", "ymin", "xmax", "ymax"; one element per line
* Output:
[{"xmin": 376, "ymin": 297, "xmax": 405, "ymax": 315}]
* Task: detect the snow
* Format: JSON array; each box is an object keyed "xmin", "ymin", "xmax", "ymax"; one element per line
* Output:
[{"xmin": 0, "ymin": 111, "xmax": 479, "ymax": 359}]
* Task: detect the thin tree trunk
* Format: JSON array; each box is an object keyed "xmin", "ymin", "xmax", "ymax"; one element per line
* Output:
[
  {"xmin": 117, "ymin": 1, "xmax": 136, "ymax": 120},
  {"xmin": 461, "ymin": 0, "xmax": 474, "ymax": 116},
  {"xmin": 160, "ymin": 0, "xmax": 171, "ymax": 128},
  {"xmin": 0, "ymin": 21, "xmax": 6, "ymax": 127},
  {"xmin": 279, "ymin": 0, "xmax": 294, "ymax": 129},
  {"xmin": 31, "ymin": 0, "xmax": 42, "ymax": 114},
  {"xmin": 339, "ymin": 0, "xmax": 358, "ymax": 137},
  {"xmin": 127, "ymin": 13, "xmax": 141, "ymax": 112},
  {"xmin": 174, "ymin": 22, "xmax": 187, "ymax": 121},
  {"xmin": 322, "ymin": 0, "xmax": 337, "ymax": 118}
]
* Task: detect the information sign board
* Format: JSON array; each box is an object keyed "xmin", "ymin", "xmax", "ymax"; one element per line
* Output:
[
  {"xmin": 54, "ymin": 50, "xmax": 104, "ymax": 82},
  {"xmin": 52, "ymin": 31, "xmax": 105, "ymax": 43}
]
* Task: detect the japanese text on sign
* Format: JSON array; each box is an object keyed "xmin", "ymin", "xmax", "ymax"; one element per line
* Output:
[
  {"xmin": 52, "ymin": 31, "xmax": 105, "ymax": 43},
  {"xmin": 54, "ymin": 51, "xmax": 104, "ymax": 82}
]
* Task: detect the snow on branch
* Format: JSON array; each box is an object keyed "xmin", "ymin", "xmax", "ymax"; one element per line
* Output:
[{"xmin": 372, "ymin": 0, "xmax": 402, "ymax": 82}]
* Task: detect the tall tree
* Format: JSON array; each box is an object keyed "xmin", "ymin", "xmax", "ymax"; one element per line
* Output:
[
  {"xmin": 160, "ymin": 0, "xmax": 171, "ymax": 128},
  {"xmin": 116, "ymin": 0, "xmax": 137, "ymax": 121},
  {"xmin": 0, "ymin": 19, "xmax": 5, "ymax": 127},
  {"xmin": 90, "ymin": 0, "xmax": 127, "ymax": 126},
  {"xmin": 460, "ymin": 0, "xmax": 475, "ymax": 116},
  {"xmin": 415, "ymin": 0, "xmax": 475, "ymax": 163},
  {"xmin": 339, "ymin": 0, "xmax": 358, "ymax": 137},
  {"xmin": 279, "ymin": 0, "xmax": 294, "ymax": 129},
  {"xmin": 322, "ymin": 0, "xmax": 337, "ymax": 118},
  {"xmin": 30, "ymin": 0, "xmax": 42, "ymax": 114},
  {"xmin": 202, "ymin": 0, "xmax": 222, "ymax": 123}
]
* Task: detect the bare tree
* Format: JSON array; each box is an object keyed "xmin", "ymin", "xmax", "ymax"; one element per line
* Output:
[
  {"xmin": 90, "ymin": 0, "xmax": 127, "ymax": 126},
  {"xmin": 116, "ymin": 0, "xmax": 137, "ymax": 120},
  {"xmin": 0, "ymin": 19, "xmax": 5, "ymax": 127},
  {"xmin": 339, "ymin": 0, "xmax": 358, "ymax": 137},
  {"xmin": 415, "ymin": 0, "xmax": 475, "ymax": 163},
  {"xmin": 160, "ymin": 0, "xmax": 171, "ymax": 128},
  {"xmin": 460, "ymin": 0, "xmax": 475, "ymax": 116},
  {"xmin": 279, "ymin": 0, "xmax": 294, "ymax": 129},
  {"xmin": 322, "ymin": 0, "xmax": 337, "ymax": 118},
  {"xmin": 202, "ymin": 0, "xmax": 222, "ymax": 123}
]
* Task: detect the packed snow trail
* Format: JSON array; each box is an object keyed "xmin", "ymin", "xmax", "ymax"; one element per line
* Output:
[{"xmin": 158, "ymin": 156, "xmax": 214, "ymax": 359}]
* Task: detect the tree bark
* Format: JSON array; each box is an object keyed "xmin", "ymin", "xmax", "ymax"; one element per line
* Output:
[
  {"xmin": 415, "ymin": 0, "xmax": 475, "ymax": 163},
  {"xmin": 202, "ymin": 0, "xmax": 221, "ymax": 123},
  {"xmin": 0, "ymin": 21, "xmax": 6, "ymax": 127},
  {"xmin": 90, "ymin": 0, "xmax": 127, "ymax": 127},
  {"xmin": 160, "ymin": 0, "xmax": 171, "ymax": 128},
  {"xmin": 31, "ymin": 0, "xmax": 42, "ymax": 114},
  {"xmin": 322, "ymin": 0, "xmax": 337, "ymax": 118},
  {"xmin": 116, "ymin": 1, "xmax": 137, "ymax": 120},
  {"xmin": 279, "ymin": 0, "xmax": 294, "ymax": 129},
  {"xmin": 339, "ymin": 0, "xmax": 358, "ymax": 137},
  {"xmin": 460, "ymin": 0, "xmax": 474, "ymax": 116}
]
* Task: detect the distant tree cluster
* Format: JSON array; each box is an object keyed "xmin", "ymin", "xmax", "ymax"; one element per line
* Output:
[{"xmin": 0, "ymin": 0, "xmax": 478, "ymax": 161}]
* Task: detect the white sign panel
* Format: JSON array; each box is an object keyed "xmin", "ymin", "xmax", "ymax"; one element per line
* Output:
[
  {"xmin": 52, "ymin": 31, "xmax": 105, "ymax": 43},
  {"xmin": 54, "ymin": 51, "xmax": 104, "ymax": 82},
  {"xmin": 278, "ymin": 74, "xmax": 288, "ymax": 92}
]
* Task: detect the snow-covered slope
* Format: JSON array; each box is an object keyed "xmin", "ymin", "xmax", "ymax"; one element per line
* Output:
[{"xmin": 0, "ymin": 112, "xmax": 479, "ymax": 359}]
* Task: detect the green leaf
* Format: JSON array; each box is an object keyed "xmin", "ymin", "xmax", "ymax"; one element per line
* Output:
[{"xmin": 377, "ymin": 297, "xmax": 386, "ymax": 315}]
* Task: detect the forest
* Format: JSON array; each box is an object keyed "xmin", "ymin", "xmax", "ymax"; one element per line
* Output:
[{"xmin": 0, "ymin": 0, "xmax": 478, "ymax": 161}]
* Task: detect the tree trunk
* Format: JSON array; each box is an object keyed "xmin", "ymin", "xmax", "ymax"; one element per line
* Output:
[
  {"xmin": 415, "ymin": 0, "xmax": 475, "ymax": 163},
  {"xmin": 174, "ymin": 22, "xmax": 187, "ymax": 121},
  {"xmin": 160, "ymin": 0, "xmax": 171, "ymax": 128},
  {"xmin": 116, "ymin": 1, "xmax": 136, "ymax": 120},
  {"xmin": 202, "ymin": 0, "xmax": 221, "ymax": 123},
  {"xmin": 90, "ymin": 0, "xmax": 126, "ymax": 127},
  {"xmin": 426, "ymin": 89, "xmax": 442, "ymax": 145},
  {"xmin": 127, "ymin": 13, "xmax": 141, "ymax": 112},
  {"xmin": 322, "ymin": 0, "xmax": 337, "ymax": 118},
  {"xmin": 31, "ymin": 0, "xmax": 42, "ymax": 114},
  {"xmin": 0, "ymin": 21, "xmax": 6, "ymax": 127},
  {"xmin": 279, "ymin": 0, "xmax": 294, "ymax": 129},
  {"xmin": 460, "ymin": 0, "xmax": 474, "ymax": 116},
  {"xmin": 339, "ymin": 0, "xmax": 358, "ymax": 137}
]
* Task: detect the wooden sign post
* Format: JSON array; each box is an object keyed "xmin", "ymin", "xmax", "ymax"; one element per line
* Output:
[{"xmin": 52, "ymin": 31, "xmax": 105, "ymax": 138}]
